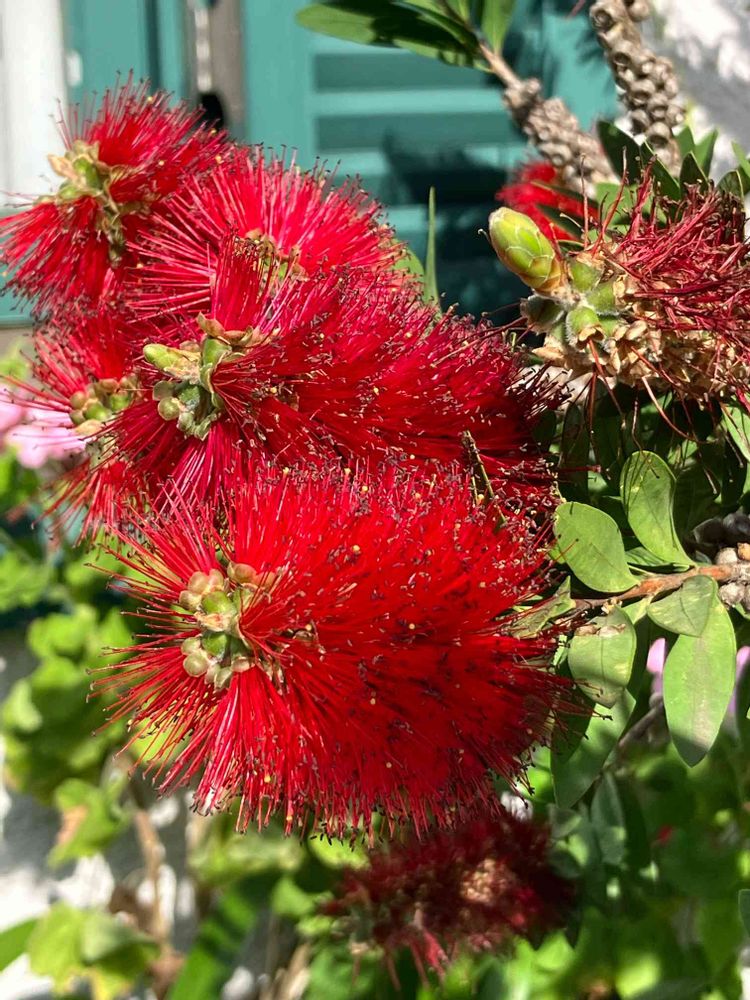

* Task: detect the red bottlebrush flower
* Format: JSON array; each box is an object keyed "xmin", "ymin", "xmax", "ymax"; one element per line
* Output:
[
  {"xmin": 0, "ymin": 79, "xmax": 226, "ymax": 312},
  {"xmin": 324, "ymin": 810, "xmax": 573, "ymax": 980},
  {"xmin": 126, "ymin": 147, "xmax": 406, "ymax": 319},
  {"xmin": 60, "ymin": 236, "xmax": 552, "ymax": 530},
  {"xmin": 102, "ymin": 472, "xmax": 570, "ymax": 836},
  {"xmin": 529, "ymin": 176, "xmax": 750, "ymax": 405},
  {"xmin": 9, "ymin": 314, "xmax": 142, "ymax": 533},
  {"xmin": 497, "ymin": 161, "xmax": 592, "ymax": 242}
]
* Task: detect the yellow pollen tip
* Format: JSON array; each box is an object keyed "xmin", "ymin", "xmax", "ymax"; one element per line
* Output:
[{"xmin": 352, "ymin": 544, "xmax": 361, "ymax": 554}]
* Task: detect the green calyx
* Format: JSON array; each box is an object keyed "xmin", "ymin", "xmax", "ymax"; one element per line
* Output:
[
  {"xmin": 488, "ymin": 207, "xmax": 564, "ymax": 294},
  {"xmin": 69, "ymin": 375, "xmax": 138, "ymax": 437},
  {"xmin": 177, "ymin": 564, "xmax": 283, "ymax": 692},
  {"xmin": 145, "ymin": 337, "xmax": 233, "ymax": 441}
]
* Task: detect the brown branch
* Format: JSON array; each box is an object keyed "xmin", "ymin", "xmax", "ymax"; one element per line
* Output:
[
  {"xmin": 617, "ymin": 695, "xmax": 665, "ymax": 755},
  {"xmin": 574, "ymin": 562, "xmax": 748, "ymax": 612}
]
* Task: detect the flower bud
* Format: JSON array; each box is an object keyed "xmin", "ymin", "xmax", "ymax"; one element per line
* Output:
[
  {"xmin": 488, "ymin": 208, "xmax": 564, "ymax": 293},
  {"xmin": 201, "ymin": 590, "xmax": 235, "ymax": 617},
  {"xmin": 568, "ymin": 257, "xmax": 603, "ymax": 293},
  {"xmin": 143, "ymin": 343, "xmax": 200, "ymax": 380},
  {"xmin": 521, "ymin": 295, "xmax": 564, "ymax": 333},
  {"xmin": 157, "ymin": 397, "xmax": 183, "ymax": 421},
  {"xmin": 187, "ymin": 568, "xmax": 224, "ymax": 596},
  {"xmin": 184, "ymin": 651, "xmax": 212, "ymax": 677},
  {"xmin": 566, "ymin": 306, "xmax": 602, "ymax": 343},
  {"xmin": 586, "ymin": 280, "xmax": 619, "ymax": 315},
  {"xmin": 203, "ymin": 631, "xmax": 230, "ymax": 658}
]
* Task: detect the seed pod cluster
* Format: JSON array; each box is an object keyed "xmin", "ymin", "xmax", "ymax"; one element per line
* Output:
[
  {"xmin": 590, "ymin": 0, "xmax": 684, "ymax": 162},
  {"xmin": 693, "ymin": 513, "xmax": 750, "ymax": 611},
  {"xmin": 503, "ymin": 78, "xmax": 611, "ymax": 190}
]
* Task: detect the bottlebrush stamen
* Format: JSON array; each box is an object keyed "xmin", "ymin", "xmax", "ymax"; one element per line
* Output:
[{"xmin": 99, "ymin": 470, "xmax": 572, "ymax": 837}]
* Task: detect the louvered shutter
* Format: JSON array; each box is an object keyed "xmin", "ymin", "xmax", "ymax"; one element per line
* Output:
[{"xmin": 240, "ymin": 0, "xmax": 617, "ymax": 310}]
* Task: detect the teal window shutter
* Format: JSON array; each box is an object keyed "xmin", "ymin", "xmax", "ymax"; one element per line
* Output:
[{"xmin": 239, "ymin": 0, "xmax": 617, "ymax": 310}]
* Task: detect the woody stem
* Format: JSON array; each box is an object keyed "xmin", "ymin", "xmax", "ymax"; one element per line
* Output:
[{"xmin": 574, "ymin": 562, "xmax": 747, "ymax": 612}]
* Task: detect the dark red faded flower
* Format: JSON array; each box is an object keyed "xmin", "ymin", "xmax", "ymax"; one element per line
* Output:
[
  {"xmin": 0, "ymin": 79, "xmax": 226, "ymax": 312},
  {"xmin": 497, "ymin": 161, "xmax": 592, "ymax": 242},
  {"xmin": 528, "ymin": 177, "xmax": 750, "ymax": 404},
  {"xmin": 63, "ymin": 236, "xmax": 552, "ymax": 529},
  {"xmin": 323, "ymin": 809, "xmax": 573, "ymax": 980},
  {"xmin": 102, "ymin": 472, "xmax": 570, "ymax": 836},
  {"xmin": 125, "ymin": 147, "xmax": 405, "ymax": 319}
]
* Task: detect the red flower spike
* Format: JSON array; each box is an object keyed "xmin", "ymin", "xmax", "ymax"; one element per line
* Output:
[
  {"xmin": 100, "ymin": 472, "xmax": 571, "ymax": 837},
  {"xmin": 324, "ymin": 810, "xmax": 574, "ymax": 979},
  {"xmin": 8, "ymin": 313, "xmax": 143, "ymax": 534},
  {"xmin": 497, "ymin": 161, "xmax": 592, "ymax": 242},
  {"xmin": 66, "ymin": 236, "xmax": 554, "ymax": 529},
  {"xmin": 0, "ymin": 79, "xmax": 227, "ymax": 313},
  {"xmin": 126, "ymin": 147, "xmax": 407, "ymax": 319}
]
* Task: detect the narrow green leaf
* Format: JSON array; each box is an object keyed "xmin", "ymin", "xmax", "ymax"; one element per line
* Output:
[
  {"xmin": 537, "ymin": 203, "xmax": 584, "ymax": 238},
  {"xmin": 0, "ymin": 918, "xmax": 37, "ymax": 972},
  {"xmin": 296, "ymin": 1, "xmax": 480, "ymax": 66},
  {"xmin": 649, "ymin": 158, "xmax": 681, "ymax": 201},
  {"xmin": 739, "ymin": 889, "xmax": 750, "ymax": 935},
  {"xmin": 478, "ymin": 0, "xmax": 516, "ymax": 53},
  {"xmin": 731, "ymin": 141, "xmax": 750, "ymax": 193},
  {"xmin": 569, "ymin": 607, "xmax": 636, "ymax": 707},
  {"xmin": 718, "ymin": 169, "xmax": 744, "ymax": 199},
  {"xmin": 724, "ymin": 403, "xmax": 750, "ymax": 461},
  {"xmin": 560, "ymin": 403, "xmax": 589, "ymax": 501},
  {"xmin": 620, "ymin": 451, "xmax": 691, "ymax": 566},
  {"xmin": 694, "ymin": 129, "xmax": 718, "ymax": 174},
  {"xmin": 597, "ymin": 122, "xmax": 648, "ymax": 181},
  {"xmin": 424, "ymin": 186, "xmax": 439, "ymax": 303},
  {"xmin": 663, "ymin": 595, "xmax": 736, "ymax": 766},
  {"xmin": 554, "ymin": 502, "xmax": 638, "ymax": 593},
  {"xmin": 647, "ymin": 576, "xmax": 717, "ymax": 637},
  {"xmin": 675, "ymin": 126, "xmax": 696, "ymax": 158},
  {"xmin": 680, "ymin": 152, "xmax": 709, "ymax": 192},
  {"xmin": 168, "ymin": 874, "xmax": 278, "ymax": 1000},
  {"xmin": 590, "ymin": 773, "xmax": 626, "ymax": 866},
  {"xmin": 552, "ymin": 690, "xmax": 637, "ymax": 808}
]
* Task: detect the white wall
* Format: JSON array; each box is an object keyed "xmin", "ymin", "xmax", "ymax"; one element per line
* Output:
[{"xmin": 0, "ymin": 0, "xmax": 66, "ymax": 198}]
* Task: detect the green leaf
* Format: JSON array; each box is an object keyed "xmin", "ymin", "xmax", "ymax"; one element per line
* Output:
[
  {"xmin": 552, "ymin": 690, "xmax": 637, "ymax": 808},
  {"xmin": 718, "ymin": 169, "xmax": 744, "ymax": 199},
  {"xmin": 537, "ymin": 203, "xmax": 584, "ymax": 238},
  {"xmin": 0, "ymin": 918, "xmax": 37, "ymax": 972},
  {"xmin": 553, "ymin": 502, "xmax": 638, "ymax": 593},
  {"xmin": 647, "ymin": 576, "xmax": 717, "ymax": 637},
  {"xmin": 590, "ymin": 773, "xmax": 627, "ymax": 867},
  {"xmin": 739, "ymin": 889, "xmax": 750, "ymax": 935},
  {"xmin": 694, "ymin": 129, "xmax": 718, "ymax": 174},
  {"xmin": 49, "ymin": 777, "xmax": 130, "ymax": 868},
  {"xmin": 27, "ymin": 904, "xmax": 88, "ymax": 995},
  {"xmin": 296, "ymin": 1, "xmax": 481, "ymax": 67},
  {"xmin": 620, "ymin": 451, "xmax": 691, "ymax": 566},
  {"xmin": 597, "ymin": 122, "xmax": 648, "ymax": 181},
  {"xmin": 424, "ymin": 185, "xmax": 439, "ymax": 303},
  {"xmin": 478, "ymin": 0, "xmax": 516, "ymax": 53},
  {"xmin": 560, "ymin": 402, "xmax": 589, "ymax": 501},
  {"xmin": 675, "ymin": 126, "xmax": 696, "ymax": 158},
  {"xmin": 569, "ymin": 607, "xmax": 636, "ymax": 707},
  {"xmin": 663, "ymin": 595, "xmax": 736, "ymax": 765},
  {"xmin": 731, "ymin": 141, "xmax": 750, "ymax": 194},
  {"xmin": 79, "ymin": 912, "xmax": 154, "ymax": 965},
  {"xmin": 308, "ymin": 834, "xmax": 369, "ymax": 869},
  {"xmin": 724, "ymin": 403, "xmax": 750, "ymax": 461},
  {"xmin": 680, "ymin": 152, "xmax": 709, "ymax": 192},
  {"xmin": 168, "ymin": 874, "xmax": 279, "ymax": 1000}
]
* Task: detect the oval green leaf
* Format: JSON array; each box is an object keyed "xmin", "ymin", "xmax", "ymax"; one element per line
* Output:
[
  {"xmin": 554, "ymin": 502, "xmax": 638, "ymax": 593},
  {"xmin": 620, "ymin": 451, "xmax": 691, "ymax": 566},
  {"xmin": 647, "ymin": 576, "xmax": 717, "ymax": 637},
  {"xmin": 569, "ymin": 607, "xmax": 636, "ymax": 708},
  {"xmin": 663, "ymin": 595, "xmax": 736, "ymax": 766},
  {"xmin": 552, "ymin": 690, "xmax": 636, "ymax": 808}
]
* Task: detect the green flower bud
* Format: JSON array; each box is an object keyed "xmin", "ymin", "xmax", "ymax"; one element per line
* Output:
[
  {"xmin": 206, "ymin": 662, "xmax": 234, "ymax": 691},
  {"xmin": 69, "ymin": 390, "xmax": 90, "ymax": 410},
  {"xmin": 56, "ymin": 182, "xmax": 82, "ymax": 202},
  {"xmin": 188, "ymin": 569, "xmax": 224, "ymax": 596},
  {"xmin": 201, "ymin": 337, "xmax": 232, "ymax": 368},
  {"xmin": 488, "ymin": 208, "xmax": 564, "ymax": 293},
  {"xmin": 232, "ymin": 655, "xmax": 252, "ymax": 674},
  {"xmin": 143, "ymin": 343, "xmax": 199, "ymax": 380},
  {"xmin": 157, "ymin": 397, "xmax": 182, "ymax": 421},
  {"xmin": 585, "ymin": 280, "xmax": 619, "ymax": 315},
  {"xmin": 73, "ymin": 156, "xmax": 101, "ymax": 190},
  {"xmin": 566, "ymin": 306, "xmax": 602, "ymax": 343},
  {"xmin": 203, "ymin": 632, "xmax": 230, "ymax": 658},
  {"xmin": 181, "ymin": 635, "xmax": 203, "ymax": 655},
  {"xmin": 521, "ymin": 295, "xmax": 564, "ymax": 333},
  {"xmin": 568, "ymin": 257, "xmax": 603, "ymax": 293},
  {"xmin": 109, "ymin": 392, "xmax": 132, "ymax": 413},
  {"xmin": 184, "ymin": 651, "xmax": 212, "ymax": 677},
  {"xmin": 83, "ymin": 401, "xmax": 110, "ymax": 422},
  {"xmin": 201, "ymin": 590, "xmax": 235, "ymax": 617}
]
